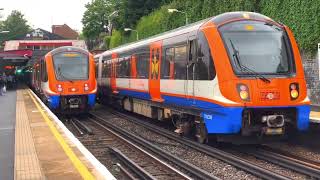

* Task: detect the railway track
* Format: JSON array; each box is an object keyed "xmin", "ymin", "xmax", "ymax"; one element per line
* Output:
[
  {"xmin": 66, "ymin": 116, "xmax": 216, "ymax": 179},
  {"xmin": 91, "ymin": 109, "xmax": 291, "ymax": 180},
  {"xmin": 237, "ymin": 146, "xmax": 320, "ymax": 179}
]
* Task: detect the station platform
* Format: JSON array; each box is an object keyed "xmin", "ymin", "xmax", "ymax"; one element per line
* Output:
[{"xmin": 0, "ymin": 87, "xmax": 115, "ymax": 180}]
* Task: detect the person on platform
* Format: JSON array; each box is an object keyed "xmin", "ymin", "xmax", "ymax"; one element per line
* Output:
[{"xmin": 0, "ymin": 75, "xmax": 5, "ymax": 96}]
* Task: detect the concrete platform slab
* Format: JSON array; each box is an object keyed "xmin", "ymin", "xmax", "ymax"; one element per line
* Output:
[{"xmin": 13, "ymin": 89, "xmax": 115, "ymax": 180}]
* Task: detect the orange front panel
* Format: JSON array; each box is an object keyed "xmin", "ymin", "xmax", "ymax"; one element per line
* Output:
[
  {"xmin": 45, "ymin": 52, "xmax": 97, "ymax": 96},
  {"xmin": 149, "ymin": 41, "xmax": 163, "ymax": 102},
  {"xmin": 201, "ymin": 21, "xmax": 309, "ymax": 107}
]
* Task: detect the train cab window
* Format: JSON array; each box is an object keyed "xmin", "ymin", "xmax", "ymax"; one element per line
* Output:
[
  {"xmin": 196, "ymin": 32, "xmax": 215, "ymax": 80},
  {"xmin": 53, "ymin": 52, "xmax": 89, "ymax": 81}
]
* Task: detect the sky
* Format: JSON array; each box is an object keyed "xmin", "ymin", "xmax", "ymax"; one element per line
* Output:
[{"xmin": 1, "ymin": 0, "xmax": 91, "ymax": 32}]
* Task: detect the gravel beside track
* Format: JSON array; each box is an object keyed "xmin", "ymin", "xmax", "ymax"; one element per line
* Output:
[
  {"xmin": 65, "ymin": 117, "xmax": 206, "ymax": 179},
  {"xmin": 91, "ymin": 107, "xmax": 295, "ymax": 180}
]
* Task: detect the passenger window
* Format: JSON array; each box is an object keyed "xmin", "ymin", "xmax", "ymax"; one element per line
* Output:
[
  {"xmin": 196, "ymin": 32, "xmax": 215, "ymax": 80},
  {"xmin": 136, "ymin": 52, "xmax": 149, "ymax": 78},
  {"xmin": 164, "ymin": 48, "xmax": 174, "ymax": 79},
  {"xmin": 163, "ymin": 45, "xmax": 187, "ymax": 80},
  {"xmin": 174, "ymin": 45, "xmax": 187, "ymax": 80},
  {"xmin": 102, "ymin": 61, "xmax": 108, "ymax": 78},
  {"xmin": 119, "ymin": 58, "xmax": 130, "ymax": 78}
]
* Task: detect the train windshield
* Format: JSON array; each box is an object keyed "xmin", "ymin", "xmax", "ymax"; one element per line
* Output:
[
  {"xmin": 220, "ymin": 21, "xmax": 294, "ymax": 75},
  {"xmin": 53, "ymin": 52, "xmax": 89, "ymax": 81}
]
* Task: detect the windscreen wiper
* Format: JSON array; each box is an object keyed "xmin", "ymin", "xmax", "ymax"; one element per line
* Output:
[
  {"xmin": 229, "ymin": 39, "xmax": 271, "ymax": 83},
  {"xmin": 57, "ymin": 67, "xmax": 73, "ymax": 83}
]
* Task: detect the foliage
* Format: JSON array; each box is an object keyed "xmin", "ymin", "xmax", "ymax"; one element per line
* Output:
[
  {"xmin": 82, "ymin": 0, "xmax": 118, "ymax": 39},
  {"xmin": 95, "ymin": 0, "xmax": 320, "ymax": 54},
  {"xmin": 115, "ymin": 0, "xmax": 167, "ymax": 30},
  {"xmin": 0, "ymin": 10, "xmax": 31, "ymax": 44},
  {"xmin": 109, "ymin": 30, "xmax": 122, "ymax": 48},
  {"xmin": 260, "ymin": 0, "xmax": 320, "ymax": 55}
]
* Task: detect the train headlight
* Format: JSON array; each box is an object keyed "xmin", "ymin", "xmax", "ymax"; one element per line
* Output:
[
  {"xmin": 237, "ymin": 84, "xmax": 250, "ymax": 101},
  {"xmin": 289, "ymin": 83, "xmax": 299, "ymax": 100},
  {"xmin": 57, "ymin": 84, "xmax": 63, "ymax": 92},
  {"xmin": 84, "ymin": 83, "xmax": 89, "ymax": 91}
]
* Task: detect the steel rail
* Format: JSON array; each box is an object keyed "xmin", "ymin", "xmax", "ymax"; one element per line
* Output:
[
  {"xmin": 73, "ymin": 118, "xmax": 94, "ymax": 135},
  {"xmin": 97, "ymin": 109, "xmax": 290, "ymax": 180},
  {"xmin": 89, "ymin": 114, "xmax": 219, "ymax": 180},
  {"xmin": 111, "ymin": 147, "xmax": 157, "ymax": 180},
  {"xmin": 70, "ymin": 118, "xmax": 84, "ymax": 136},
  {"xmin": 240, "ymin": 147, "xmax": 320, "ymax": 179}
]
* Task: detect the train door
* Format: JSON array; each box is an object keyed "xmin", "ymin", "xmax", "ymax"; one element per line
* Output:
[
  {"xmin": 111, "ymin": 53, "xmax": 118, "ymax": 93},
  {"xmin": 130, "ymin": 55, "xmax": 137, "ymax": 89},
  {"xmin": 149, "ymin": 41, "xmax": 163, "ymax": 102},
  {"xmin": 187, "ymin": 35, "xmax": 197, "ymax": 106}
]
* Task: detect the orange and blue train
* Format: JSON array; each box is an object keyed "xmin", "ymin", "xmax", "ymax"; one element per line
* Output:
[
  {"xmin": 95, "ymin": 12, "xmax": 310, "ymax": 143},
  {"xmin": 32, "ymin": 46, "xmax": 97, "ymax": 113}
]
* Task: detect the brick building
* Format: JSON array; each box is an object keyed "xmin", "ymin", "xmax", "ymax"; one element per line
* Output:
[{"xmin": 52, "ymin": 24, "xmax": 79, "ymax": 40}]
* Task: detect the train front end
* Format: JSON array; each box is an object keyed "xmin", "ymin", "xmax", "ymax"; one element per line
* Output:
[
  {"xmin": 202, "ymin": 12, "xmax": 310, "ymax": 142},
  {"xmin": 46, "ymin": 47, "xmax": 97, "ymax": 113}
]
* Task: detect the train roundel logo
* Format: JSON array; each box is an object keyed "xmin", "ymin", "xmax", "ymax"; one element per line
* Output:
[
  {"xmin": 151, "ymin": 49, "xmax": 160, "ymax": 79},
  {"xmin": 266, "ymin": 93, "xmax": 274, "ymax": 100}
]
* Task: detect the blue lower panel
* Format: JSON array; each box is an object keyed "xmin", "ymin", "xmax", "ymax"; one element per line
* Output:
[
  {"xmin": 47, "ymin": 95, "xmax": 60, "ymax": 109},
  {"xmin": 202, "ymin": 107, "xmax": 244, "ymax": 134},
  {"xmin": 296, "ymin": 105, "xmax": 310, "ymax": 131},
  {"xmin": 88, "ymin": 94, "xmax": 96, "ymax": 107},
  {"xmin": 113, "ymin": 89, "xmax": 311, "ymax": 133},
  {"xmin": 118, "ymin": 89, "xmax": 151, "ymax": 100}
]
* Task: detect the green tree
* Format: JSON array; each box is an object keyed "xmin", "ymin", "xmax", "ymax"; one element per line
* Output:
[
  {"xmin": 0, "ymin": 10, "xmax": 30, "ymax": 45},
  {"xmin": 82, "ymin": 0, "xmax": 120, "ymax": 50},
  {"xmin": 118, "ymin": 0, "xmax": 166, "ymax": 29}
]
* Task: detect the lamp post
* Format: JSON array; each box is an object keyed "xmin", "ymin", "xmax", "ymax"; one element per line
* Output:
[
  {"xmin": 0, "ymin": 31, "xmax": 9, "ymax": 34},
  {"xmin": 124, "ymin": 28, "xmax": 139, "ymax": 41},
  {"xmin": 168, "ymin": 8, "xmax": 188, "ymax": 25},
  {"xmin": 107, "ymin": 10, "xmax": 119, "ymax": 36}
]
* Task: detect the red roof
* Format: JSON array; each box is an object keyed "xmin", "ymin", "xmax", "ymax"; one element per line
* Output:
[
  {"xmin": 19, "ymin": 42, "xmax": 72, "ymax": 46},
  {"xmin": 0, "ymin": 49, "xmax": 33, "ymax": 58}
]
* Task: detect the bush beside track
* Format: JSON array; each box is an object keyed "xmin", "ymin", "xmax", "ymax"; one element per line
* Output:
[{"xmin": 110, "ymin": 0, "xmax": 320, "ymax": 55}]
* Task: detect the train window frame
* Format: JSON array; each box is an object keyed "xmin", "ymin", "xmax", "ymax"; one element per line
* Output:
[
  {"xmin": 173, "ymin": 45, "xmax": 188, "ymax": 80},
  {"xmin": 52, "ymin": 51, "xmax": 89, "ymax": 81},
  {"xmin": 136, "ymin": 49, "xmax": 150, "ymax": 79},
  {"xmin": 41, "ymin": 59, "xmax": 48, "ymax": 82},
  {"xmin": 102, "ymin": 55, "xmax": 112, "ymax": 78},
  {"xmin": 162, "ymin": 43, "xmax": 188, "ymax": 80},
  {"xmin": 196, "ymin": 31, "xmax": 216, "ymax": 80},
  {"xmin": 117, "ymin": 56, "xmax": 130, "ymax": 78}
]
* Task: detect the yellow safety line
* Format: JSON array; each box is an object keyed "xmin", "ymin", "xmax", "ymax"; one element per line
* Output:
[{"xmin": 28, "ymin": 90, "xmax": 95, "ymax": 180}]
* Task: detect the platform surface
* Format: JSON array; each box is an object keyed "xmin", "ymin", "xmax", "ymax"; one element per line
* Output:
[
  {"xmin": 11, "ymin": 88, "xmax": 108, "ymax": 180},
  {"xmin": 0, "ymin": 89, "xmax": 16, "ymax": 180},
  {"xmin": 310, "ymin": 111, "xmax": 320, "ymax": 123}
]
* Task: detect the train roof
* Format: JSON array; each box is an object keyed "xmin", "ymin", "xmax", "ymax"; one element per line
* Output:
[
  {"xmin": 95, "ymin": 11, "xmax": 275, "ymax": 58},
  {"xmin": 49, "ymin": 46, "xmax": 90, "ymax": 56}
]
